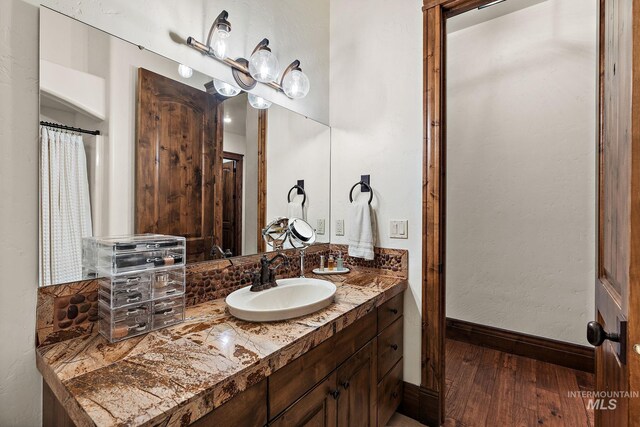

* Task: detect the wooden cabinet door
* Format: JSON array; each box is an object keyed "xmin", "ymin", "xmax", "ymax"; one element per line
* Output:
[
  {"xmin": 270, "ymin": 372, "xmax": 338, "ymax": 427},
  {"xmin": 336, "ymin": 340, "xmax": 376, "ymax": 427},
  {"xmin": 136, "ymin": 68, "xmax": 222, "ymax": 262},
  {"xmin": 190, "ymin": 380, "xmax": 267, "ymax": 427}
]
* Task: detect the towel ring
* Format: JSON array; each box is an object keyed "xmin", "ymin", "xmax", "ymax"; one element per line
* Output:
[
  {"xmin": 349, "ymin": 181, "xmax": 373, "ymax": 205},
  {"xmin": 287, "ymin": 185, "xmax": 307, "ymax": 206}
]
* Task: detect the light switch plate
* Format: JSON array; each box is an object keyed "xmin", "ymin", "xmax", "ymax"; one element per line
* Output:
[
  {"xmin": 390, "ymin": 220, "xmax": 408, "ymax": 239},
  {"xmin": 335, "ymin": 219, "xmax": 345, "ymax": 236},
  {"xmin": 316, "ymin": 219, "xmax": 325, "ymax": 235}
]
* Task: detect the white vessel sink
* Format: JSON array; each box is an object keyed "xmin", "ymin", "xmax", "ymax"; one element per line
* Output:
[{"xmin": 226, "ymin": 277, "xmax": 337, "ymax": 322}]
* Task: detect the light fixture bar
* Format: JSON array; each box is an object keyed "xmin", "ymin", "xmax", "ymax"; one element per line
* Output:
[{"xmin": 187, "ymin": 36, "xmax": 286, "ymax": 94}]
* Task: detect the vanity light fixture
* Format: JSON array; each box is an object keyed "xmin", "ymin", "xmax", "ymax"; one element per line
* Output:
[
  {"xmin": 248, "ymin": 39, "xmax": 280, "ymax": 83},
  {"xmin": 213, "ymin": 78, "xmax": 242, "ymax": 97},
  {"xmin": 186, "ymin": 10, "xmax": 310, "ymax": 100},
  {"xmin": 207, "ymin": 10, "xmax": 231, "ymax": 59},
  {"xmin": 178, "ymin": 64, "xmax": 193, "ymax": 79},
  {"xmin": 281, "ymin": 60, "xmax": 310, "ymax": 99},
  {"xmin": 248, "ymin": 93, "xmax": 272, "ymax": 110}
]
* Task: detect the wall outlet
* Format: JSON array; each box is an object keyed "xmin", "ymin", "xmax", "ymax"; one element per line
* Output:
[
  {"xmin": 335, "ymin": 219, "xmax": 345, "ymax": 236},
  {"xmin": 390, "ymin": 220, "xmax": 408, "ymax": 239},
  {"xmin": 316, "ymin": 219, "xmax": 326, "ymax": 235}
]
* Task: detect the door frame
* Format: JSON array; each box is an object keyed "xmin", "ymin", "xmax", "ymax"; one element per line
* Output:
[
  {"xmin": 257, "ymin": 109, "xmax": 268, "ymax": 252},
  {"xmin": 223, "ymin": 151, "xmax": 244, "ymax": 256},
  {"xmin": 420, "ymin": 0, "xmax": 571, "ymax": 424}
]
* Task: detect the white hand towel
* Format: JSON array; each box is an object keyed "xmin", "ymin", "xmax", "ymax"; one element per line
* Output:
[
  {"xmin": 347, "ymin": 198, "xmax": 375, "ymax": 260},
  {"xmin": 288, "ymin": 199, "xmax": 304, "ymax": 220}
]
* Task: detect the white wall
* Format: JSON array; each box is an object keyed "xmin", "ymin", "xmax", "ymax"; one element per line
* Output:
[
  {"xmin": 0, "ymin": 1, "xmax": 41, "ymax": 425},
  {"xmin": 267, "ymin": 106, "xmax": 331, "ymax": 243},
  {"xmin": 330, "ymin": 0, "xmax": 424, "ymax": 385},
  {"xmin": 445, "ymin": 0, "xmax": 597, "ymax": 345},
  {"xmin": 39, "ymin": 0, "xmax": 330, "ymax": 124}
]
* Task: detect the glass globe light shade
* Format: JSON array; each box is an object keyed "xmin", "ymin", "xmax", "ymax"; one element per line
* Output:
[
  {"xmin": 248, "ymin": 93, "xmax": 272, "ymax": 109},
  {"xmin": 178, "ymin": 64, "xmax": 193, "ymax": 79},
  {"xmin": 210, "ymin": 27, "xmax": 230, "ymax": 59},
  {"xmin": 249, "ymin": 49, "xmax": 279, "ymax": 82},
  {"xmin": 282, "ymin": 69, "xmax": 310, "ymax": 99},
  {"xmin": 213, "ymin": 79, "xmax": 241, "ymax": 97}
]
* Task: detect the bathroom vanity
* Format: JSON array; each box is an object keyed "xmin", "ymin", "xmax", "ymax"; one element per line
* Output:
[
  {"xmin": 38, "ymin": 265, "xmax": 406, "ymax": 427},
  {"xmin": 194, "ymin": 292, "xmax": 404, "ymax": 427}
]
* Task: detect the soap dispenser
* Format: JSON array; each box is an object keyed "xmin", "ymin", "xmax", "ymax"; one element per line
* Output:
[
  {"xmin": 327, "ymin": 255, "xmax": 335, "ymax": 270},
  {"xmin": 337, "ymin": 252, "xmax": 344, "ymax": 271}
]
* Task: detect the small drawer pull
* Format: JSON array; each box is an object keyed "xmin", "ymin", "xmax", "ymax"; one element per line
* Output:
[
  {"xmin": 341, "ymin": 381, "xmax": 350, "ymax": 390},
  {"xmin": 329, "ymin": 389, "xmax": 341, "ymax": 400},
  {"xmin": 389, "ymin": 308, "xmax": 398, "ymax": 314},
  {"xmin": 392, "ymin": 391, "xmax": 399, "ymax": 399},
  {"xmin": 390, "ymin": 344, "xmax": 398, "ymax": 351}
]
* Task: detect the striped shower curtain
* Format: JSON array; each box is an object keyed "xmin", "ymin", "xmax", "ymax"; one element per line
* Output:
[{"xmin": 40, "ymin": 126, "xmax": 93, "ymax": 286}]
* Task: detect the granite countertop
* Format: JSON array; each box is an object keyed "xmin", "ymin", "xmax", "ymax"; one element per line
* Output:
[{"xmin": 36, "ymin": 268, "xmax": 407, "ymax": 427}]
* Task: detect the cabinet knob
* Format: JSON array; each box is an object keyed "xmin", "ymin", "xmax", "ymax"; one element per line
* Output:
[
  {"xmin": 392, "ymin": 391, "xmax": 399, "ymax": 399},
  {"xmin": 329, "ymin": 389, "xmax": 340, "ymax": 400},
  {"xmin": 389, "ymin": 308, "xmax": 398, "ymax": 314},
  {"xmin": 341, "ymin": 381, "xmax": 350, "ymax": 390},
  {"xmin": 390, "ymin": 343, "xmax": 398, "ymax": 351}
]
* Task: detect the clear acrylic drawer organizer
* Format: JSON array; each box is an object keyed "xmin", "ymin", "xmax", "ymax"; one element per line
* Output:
[{"xmin": 84, "ymin": 234, "xmax": 187, "ymax": 343}]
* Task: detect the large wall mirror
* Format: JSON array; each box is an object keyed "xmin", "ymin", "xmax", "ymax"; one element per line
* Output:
[{"xmin": 39, "ymin": 8, "xmax": 330, "ymax": 286}]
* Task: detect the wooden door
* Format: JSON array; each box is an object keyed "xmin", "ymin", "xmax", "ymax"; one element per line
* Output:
[
  {"xmin": 336, "ymin": 341, "xmax": 376, "ymax": 427},
  {"xmin": 270, "ymin": 372, "xmax": 338, "ymax": 427},
  {"xmin": 591, "ymin": 0, "xmax": 640, "ymax": 425},
  {"xmin": 136, "ymin": 68, "xmax": 222, "ymax": 262},
  {"xmin": 222, "ymin": 152, "xmax": 243, "ymax": 257}
]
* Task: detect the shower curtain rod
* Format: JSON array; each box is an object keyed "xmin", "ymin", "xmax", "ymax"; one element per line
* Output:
[{"xmin": 40, "ymin": 121, "xmax": 101, "ymax": 136}]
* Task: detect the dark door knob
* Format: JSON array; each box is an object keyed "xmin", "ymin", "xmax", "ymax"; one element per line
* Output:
[{"xmin": 587, "ymin": 321, "xmax": 620, "ymax": 346}]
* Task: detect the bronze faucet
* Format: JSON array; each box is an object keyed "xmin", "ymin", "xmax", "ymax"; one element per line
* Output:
[{"xmin": 250, "ymin": 253, "xmax": 289, "ymax": 292}]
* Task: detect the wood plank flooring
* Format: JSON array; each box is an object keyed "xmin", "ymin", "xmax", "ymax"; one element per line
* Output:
[{"xmin": 445, "ymin": 339, "xmax": 595, "ymax": 427}]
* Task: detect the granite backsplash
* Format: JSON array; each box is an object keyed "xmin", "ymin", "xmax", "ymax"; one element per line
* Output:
[{"xmin": 36, "ymin": 244, "xmax": 407, "ymax": 347}]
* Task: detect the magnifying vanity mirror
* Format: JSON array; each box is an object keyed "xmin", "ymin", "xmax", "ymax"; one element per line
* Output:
[
  {"xmin": 38, "ymin": 8, "xmax": 331, "ymax": 287},
  {"xmin": 262, "ymin": 217, "xmax": 317, "ymax": 250}
]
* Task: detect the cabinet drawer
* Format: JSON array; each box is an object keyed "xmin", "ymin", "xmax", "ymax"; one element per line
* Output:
[
  {"xmin": 377, "ymin": 293, "xmax": 403, "ymax": 332},
  {"xmin": 333, "ymin": 310, "xmax": 376, "ymax": 366},
  {"xmin": 377, "ymin": 316, "xmax": 403, "ymax": 379},
  {"xmin": 270, "ymin": 372, "xmax": 337, "ymax": 427},
  {"xmin": 269, "ymin": 311, "xmax": 376, "ymax": 419},
  {"xmin": 377, "ymin": 359, "xmax": 403, "ymax": 427},
  {"xmin": 190, "ymin": 380, "xmax": 267, "ymax": 427}
]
